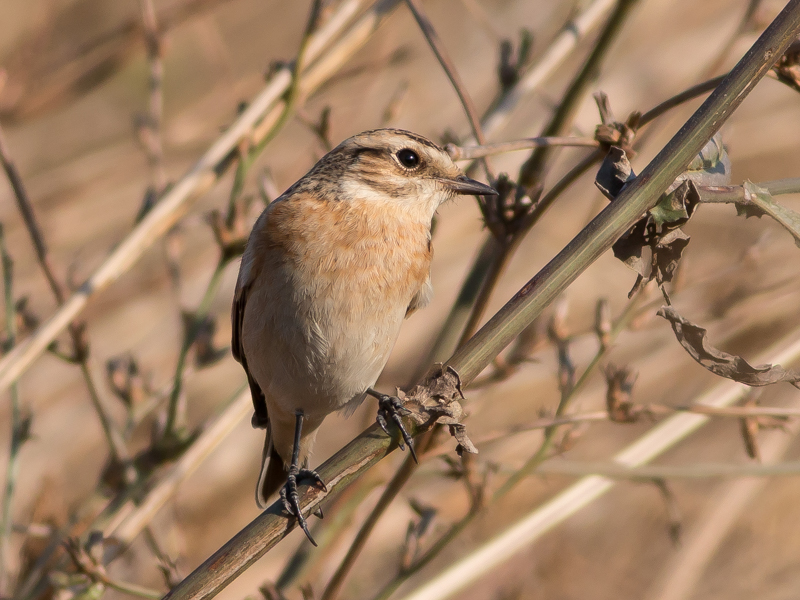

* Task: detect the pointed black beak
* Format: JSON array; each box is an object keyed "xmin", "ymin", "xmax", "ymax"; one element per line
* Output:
[{"xmin": 443, "ymin": 175, "xmax": 498, "ymax": 196}]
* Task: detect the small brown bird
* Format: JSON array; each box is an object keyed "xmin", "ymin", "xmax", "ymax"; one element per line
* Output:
[{"xmin": 231, "ymin": 128, "xmax": 496, "ymax": 543}]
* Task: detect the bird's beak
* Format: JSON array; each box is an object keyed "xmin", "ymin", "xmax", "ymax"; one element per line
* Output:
[{"xmin": 442, "ymin": 175, "xmax": 498, "ymax": 196}]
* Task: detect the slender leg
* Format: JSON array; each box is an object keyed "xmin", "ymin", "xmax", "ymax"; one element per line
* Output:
[
  {"xmin": 279, "ymin": 411, "xmax": 327, "ymax": 546},
  {"xmin": 366, "ymin": 388, "xmax": 418, "ymax": 463}
]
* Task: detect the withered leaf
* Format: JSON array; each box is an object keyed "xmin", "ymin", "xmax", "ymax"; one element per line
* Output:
[
  {"xmin": 604, "ymin": 136, "xmax": 730, "ymax": 296},
  {"xmin": 595, "ymin": 146, "xmax": 634, "ymax": 200},
  {"xmin": 657, "ymin": 306, "xmax": 800, "ymax": 388},
  {"xmin": 613, "ymin": 217, "xmax": 691, "ymax": 298},
  {"xmin": 401, "ymin": 366, "xmax": 477, "ymax": 456},
  {"xmin": 650, "ymin": 180, "xmax": 700, "ymax": 228}
]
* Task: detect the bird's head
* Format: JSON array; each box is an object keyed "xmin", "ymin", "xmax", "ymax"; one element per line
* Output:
[{"xmin": 297, "ymin": 128, "xmax": 496, "ymax": 223}]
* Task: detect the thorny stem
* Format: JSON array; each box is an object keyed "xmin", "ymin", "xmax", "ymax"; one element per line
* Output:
[
  {"xmin": 698, "ymin": 177, "xmax": 800, "ymax": 202},
  {"xmin": 404, "ymin": 0, "xmax": 495, "ymax": 182},
  {"xmin": 0, "ymin": 224, "xmax": 22, "ymax": 597},
  {"xmin": 0, "ymin": 124, "xmax": 131, "ymax": 467}
]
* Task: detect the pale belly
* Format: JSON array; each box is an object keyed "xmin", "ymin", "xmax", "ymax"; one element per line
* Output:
[{"xmin": 241, "ymin": 253, "xmax": 416, "ymax": 420}]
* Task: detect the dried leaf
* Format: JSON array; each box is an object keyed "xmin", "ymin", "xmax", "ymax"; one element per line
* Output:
[
  {"xmin": 739, "ymin": 180, "xmax": 800, "ymax": 248},
  {"xmin": 402, "ymin": 366, "xmax": 477, "ymax": 455},
  {"xmin": 595, "ymin": 146, "xmax": 634, "ymax": 200},
  {"xmin": 604, "ymin": 136, "xmax": 729, "ymax": 296},
  {"xmin": 613, "ymin": 216, "xmax": 692, "ymax": 297},
  {"xmin": 650, "ymin": 180, "xmax": 700, "ymax": 228},
  {"xmin": 657, "ymin": 306, "xmax": 800, "ymax": 387}
]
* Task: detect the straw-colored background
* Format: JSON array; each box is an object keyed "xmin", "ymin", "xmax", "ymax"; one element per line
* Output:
[{"xmin": 1, "ymin": 0, "xmax": 799, "ymax": 599}]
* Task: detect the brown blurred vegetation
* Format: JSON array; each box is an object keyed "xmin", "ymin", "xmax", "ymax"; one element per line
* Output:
[{"xmin": 1, "ymin": 1, "xmax": 800, "ymax": 600}]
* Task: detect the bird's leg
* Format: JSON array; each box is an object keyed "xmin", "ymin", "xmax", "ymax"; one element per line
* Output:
[
  {"xmin": 279, "ymin": 410, "xmax": 327, "ymax": 546},
  {"xmin": 366, "ymin": 388, "xmax": 418, "ymax": 463}
]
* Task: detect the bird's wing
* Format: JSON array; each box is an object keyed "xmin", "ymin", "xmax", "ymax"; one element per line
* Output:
[
  {"xmin": 406, "ymin": 274, "xmax": 433, "ymax": 317},
  {"xmin": 232, "ymin": 228, "xmax": 270, "ymax": 429}
]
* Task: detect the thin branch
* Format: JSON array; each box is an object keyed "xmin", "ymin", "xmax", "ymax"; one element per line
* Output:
[
  {"xmin": 446, "ymin": 136, "xmax": 599, "ymax": 160},
  {"xmin": 479, "ymin": 0, "xmax": 620, "ymax": 138},
  {"xmin": 0, "ymin": 123, "xmax": 132, "ymax": 468},
  {"xmin": 0, "ymin": 0, "xmax": 400, "ymax": 397},
  {"xmin": 319, "ymin": 452, "xmax": 421, "ymax": 600},
  {"xmin": 517, "ymin": 0, "xmax": 641, "ymax": 190},
  {"xmin": 161, "ymin": 258, "xmax": 227, "ymax": 443},
  {"xmin": 646, "ymin": 398, "xmax": 800, "ymax": 600},
  {"xmin": 639, "ymin": 75, "xmax": 727, "ymax": 126},
  {"xmin": 0, "ymin": 126, "xmax": 65, "ymax": 304},
  {"xmin": 403, "ymin": 0, "xmax": 494, "ymax": 180}
]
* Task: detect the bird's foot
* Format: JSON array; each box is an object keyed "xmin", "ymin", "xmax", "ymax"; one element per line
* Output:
[
  {"xmin": 371, "ymin": 391, "xmax": 417, "ymax": 463},
  {"xmin": 279, "ymin": 466, "xmax": 327, "ymax": 546}
]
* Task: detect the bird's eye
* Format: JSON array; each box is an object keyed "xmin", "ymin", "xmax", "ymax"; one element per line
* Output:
[{"xmin": 396, "ymin": 148, "xmax": 421, "ymax": 169}]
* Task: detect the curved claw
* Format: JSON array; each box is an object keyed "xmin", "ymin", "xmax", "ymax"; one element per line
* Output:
[
  {"xmin": 370, "ymin": 390, "xmax": 418, "ymax": 463},
  {"xmin": 279, "ymin": 467, "xmax": 327, "ymax": 546}
]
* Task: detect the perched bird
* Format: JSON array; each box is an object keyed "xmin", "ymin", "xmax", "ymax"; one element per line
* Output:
[{"xmin": 231, "ymin": 128, "xmax": 496, "ymax": 543}]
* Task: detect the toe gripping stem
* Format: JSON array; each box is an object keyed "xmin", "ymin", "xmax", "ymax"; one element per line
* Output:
[{"xmin": 367, "ymin": 389, "xmax": 417, "ymax": 463}]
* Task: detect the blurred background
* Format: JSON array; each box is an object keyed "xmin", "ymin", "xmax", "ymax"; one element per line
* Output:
[{"xmin": 1, "ymin": 0, "xmax": 800, "ymax": 599}]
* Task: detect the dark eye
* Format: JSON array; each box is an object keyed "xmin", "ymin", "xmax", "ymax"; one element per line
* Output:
[{"xmin": 396, "ymin": 148, "xmax": 420, "ymax": 169}]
